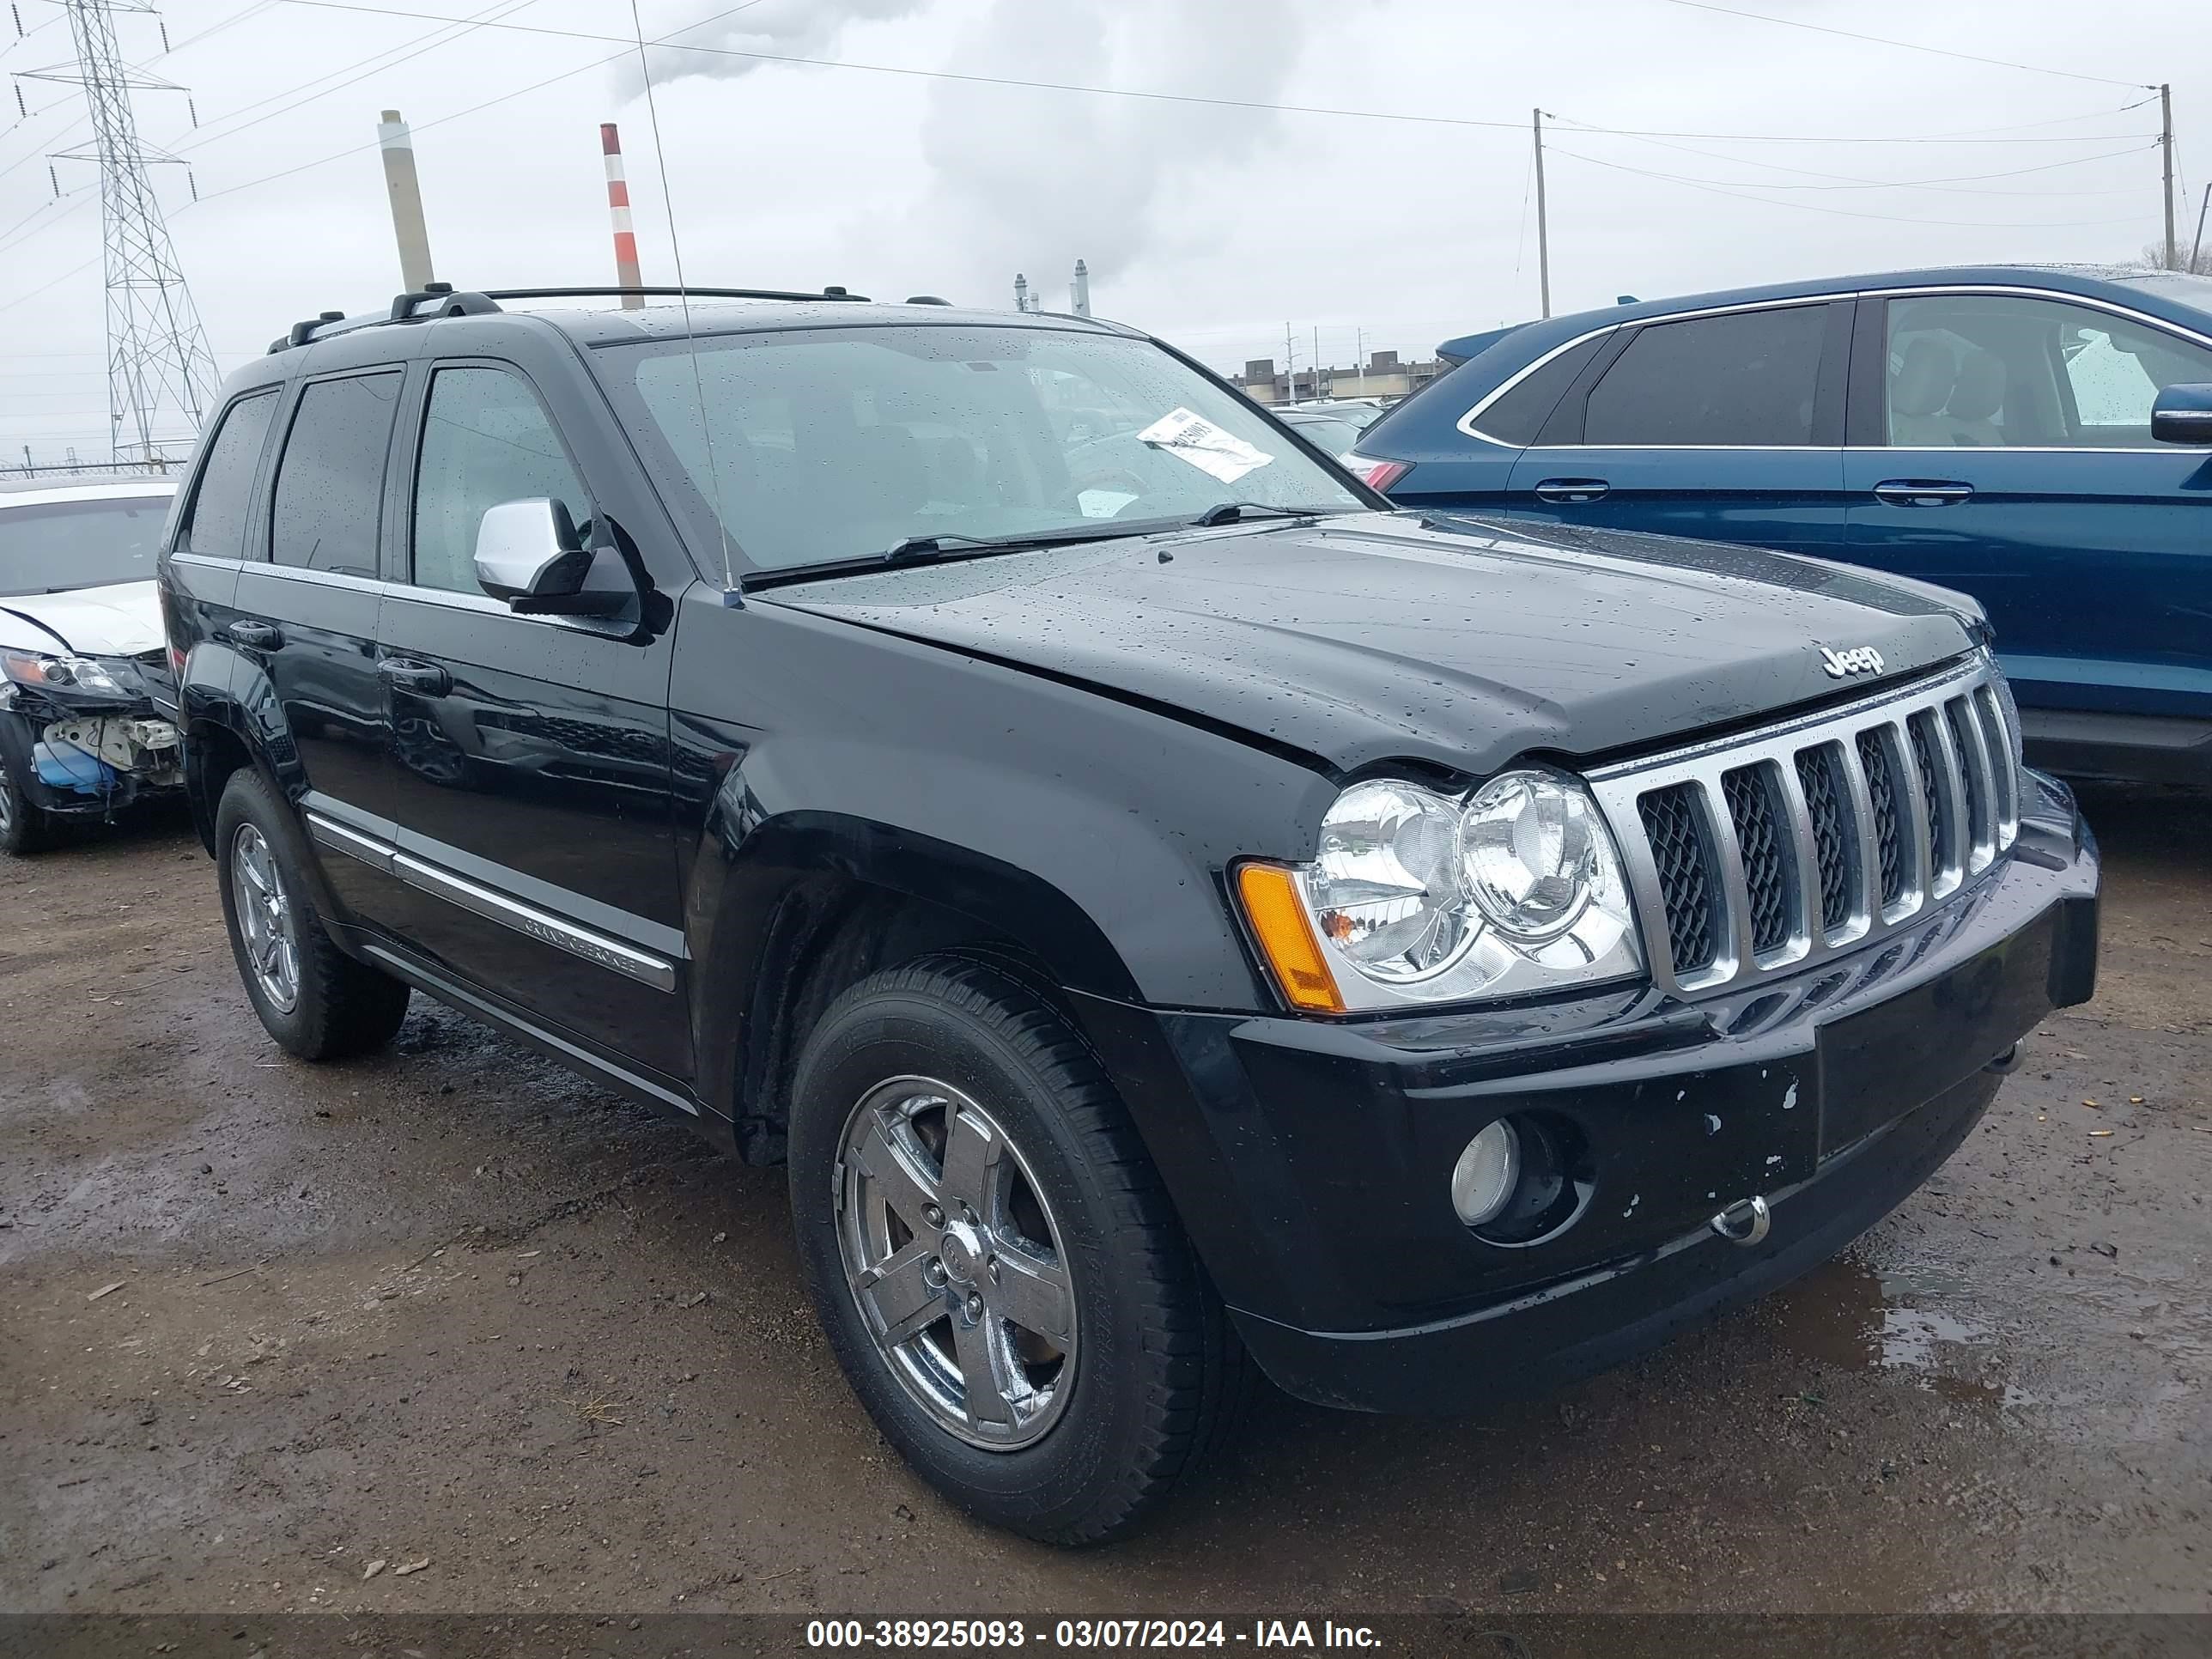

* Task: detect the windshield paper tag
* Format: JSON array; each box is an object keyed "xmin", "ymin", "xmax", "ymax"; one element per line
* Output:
[{"xmin": 1135, "ymin": 408, "xmax": 1273, "ymax": 484}]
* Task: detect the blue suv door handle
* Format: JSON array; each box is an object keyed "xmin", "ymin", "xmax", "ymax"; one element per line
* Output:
[
  {"xmin": 1532, "ymin": 477, "xmax": 1611, "ymax": 504},
  {"xmin": 1873, "ymin": 479, "xmax": 1974, "ymax": 507}
]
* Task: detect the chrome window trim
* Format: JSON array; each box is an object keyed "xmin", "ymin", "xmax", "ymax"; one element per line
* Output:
[
  {"xmin": 1455, "ymin": 294, "xmax": 1841, "ymax": 449},
  {"xmin": 1460, "ymin": 282, "xmax": 2212, "ymax": 454},
  {"xmin": 1588, "ymin": 653, "xmax": 2018, "ymax": 1000}
]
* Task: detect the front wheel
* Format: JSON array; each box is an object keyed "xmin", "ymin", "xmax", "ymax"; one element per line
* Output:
[
  {"xmin": 0, "ymin": 735, "xmax": 63, "ymax": 855},
  {"xmin": 787, "ymin": 957, "xmax": 1248, "ymax": 1545}
]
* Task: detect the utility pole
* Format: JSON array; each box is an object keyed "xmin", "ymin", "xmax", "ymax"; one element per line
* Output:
[
  {"xmin": 2160, "ymin": 84, "xmax": 2177, "ymax": 270},
  {"xmin": 1533, "ymin": 106, "xmax": 1553, "ymax": 319},
  {"xmin": 1313, "ymin": 325, "xmax": 1322, "ymax": 398},
  {"xmin": 2193, "ymin": 182, "xmax": 2211, "ymax": 275},
  {"xmin": 21, "ymin": 0, "xmax": 218, "ymax": 468},
  {"xmin": 378, "ymin": 108, "xmax": 435, "ymax": 292},
  {"xmin": 1285, "ymin": 321, "xmax": 1296, "ymax": 403}
]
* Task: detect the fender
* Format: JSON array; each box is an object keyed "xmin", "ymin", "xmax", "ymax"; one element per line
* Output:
[{"xmin": 684, "ymin": 805, "xmax": 1142, "ymax": 1152}]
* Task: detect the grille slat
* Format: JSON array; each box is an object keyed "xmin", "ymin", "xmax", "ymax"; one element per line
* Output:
[
  {"xmin": 1593, "ymin": 659, "xmax": 2021, "ymax": 1000},
  {"xmin": 1794, "ymin": 745, "xmax": 1854, "ymax": 934},
  {"xmin": 1638, "ymin": 782, "xmax": 1719, "ymax": 975},
  {"xmin": 1722, "ymin": 764, "xmax": 1791, "ymax": 957},
  {"xmin": 1856, "ymin": 727, "xmax": 1905, "ymax": 910}
]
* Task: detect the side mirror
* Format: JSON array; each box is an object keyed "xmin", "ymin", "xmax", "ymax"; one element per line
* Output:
[
  {"xmin": 2150, "ymin": 383, "xmax": 2212, "ymax": 446},
  {"xmin": 473, "ymin": 499, "xmax": 631, "ymax": 617}
]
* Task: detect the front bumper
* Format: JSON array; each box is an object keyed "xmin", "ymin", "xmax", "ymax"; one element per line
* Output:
[
  {"xmin": 1073, "ymin": 770, "xmax": 2099, "ymax": 1414},
  {"xmin": 0, "ymin": 703, "xmax": 185, "ymax": 817}
]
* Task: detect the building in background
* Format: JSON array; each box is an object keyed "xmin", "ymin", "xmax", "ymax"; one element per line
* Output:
[{"xmin": 1237, "ymin": 349, "xmax": 1446, "ymax": 405}]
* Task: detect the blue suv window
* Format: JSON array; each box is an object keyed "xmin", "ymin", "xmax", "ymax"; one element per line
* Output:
[
  {"xmin": 1584, "ymin": 305, "xmax": 1827, "ymax": 447},
  {"xmin": 1469, "ymin": 335, "xmax": 1606, "ymax": 446},
  {"xmin": 1884, "ymin": 294, "xmax": 2212, "ymax": 449}
]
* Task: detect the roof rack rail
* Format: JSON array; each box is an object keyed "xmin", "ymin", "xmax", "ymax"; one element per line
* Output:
[
  {"xmin": 268, "ymin": 282, "xmax": 875, "ymax": 355},
  {"xmin": 481, "ymin": 284, "xmax": 871, "ymax": 304}
]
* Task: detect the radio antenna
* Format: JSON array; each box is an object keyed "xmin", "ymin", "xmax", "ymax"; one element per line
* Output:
[{"xmin": 627, "ymin": 0, "xmax": 737, "ymax": 593}]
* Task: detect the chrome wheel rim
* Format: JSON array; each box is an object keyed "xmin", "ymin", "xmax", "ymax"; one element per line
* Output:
[
  {"xmin": 836, "ymin": 1076, "xmax": 1078, "ymax": 1451},
  {"xmin": 230, "ymin": 823, "xmax": 300, "ymax": 1013},
  {"xmin": 0, "ymin": 769, "xmax": 15, "ymax": 838}
]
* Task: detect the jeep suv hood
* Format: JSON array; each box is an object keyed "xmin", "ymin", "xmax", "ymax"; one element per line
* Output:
[
  {"xmin": 0, "ymin": 579, "xmax": 164, "ymax": 658},
  {"xmin": 763, "ymin": 514, "xmax": 1983, "ymax": 775}
]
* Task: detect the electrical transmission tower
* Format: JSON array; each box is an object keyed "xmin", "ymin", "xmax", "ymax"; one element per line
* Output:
[{"xmin": 19, "ymin": 0, "xmax": 217, "ymax": 469}]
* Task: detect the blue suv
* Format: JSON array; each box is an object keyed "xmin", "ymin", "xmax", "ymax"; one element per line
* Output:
[{"xmin": 1350, "ymin": 267, "xmax": 2212, "ymax": 785}]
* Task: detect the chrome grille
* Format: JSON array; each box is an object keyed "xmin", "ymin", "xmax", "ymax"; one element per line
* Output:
[{"xmin": 1589, "ymin": 656, "xmax": 2021, "ymax": 998}]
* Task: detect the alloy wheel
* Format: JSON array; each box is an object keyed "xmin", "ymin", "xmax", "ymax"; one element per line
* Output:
[
  {"xmin": 836, "ymin": 1076, "xmax": 1078, "ymax": 1450},
  {"xmin": 231, "ymin": 823, "xmax": 301, "ymax": 1012}
]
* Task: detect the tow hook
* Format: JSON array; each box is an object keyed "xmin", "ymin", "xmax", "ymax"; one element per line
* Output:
[
  {"xmin": 1710, "ymin": 1194, "xmax": 1771, "ymax": 1247},
  {"xmin": 1985, "ymin": 1044, "xmax": 2024, "ymax": 1076}
]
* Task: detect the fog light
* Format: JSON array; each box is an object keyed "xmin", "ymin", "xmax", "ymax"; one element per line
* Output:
[{"xmin": 1450, "ymin": 1120, "xmax": 1521, "ymax": 1227}]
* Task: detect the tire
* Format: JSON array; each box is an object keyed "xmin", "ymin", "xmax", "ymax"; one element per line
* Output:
[
  {"xmin": 214, "ymin": 767, "xmax": 410, "ymax": 1060},
  {"xmin": 0, "ymin": 741, "xmax": 63, "ymax": 855},
  {"xmin": 787, "ymin": 955, "xmax": 1249, "ymax": 1545}
]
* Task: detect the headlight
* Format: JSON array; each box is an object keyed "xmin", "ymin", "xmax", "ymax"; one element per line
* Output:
[
  {"xmin": 2, "ymin": 651, "xmax": 128, "ymax": 698},
  {"xmin": 1238, "ymin": 768, "xmax": 1644, "ymax": 1012}
]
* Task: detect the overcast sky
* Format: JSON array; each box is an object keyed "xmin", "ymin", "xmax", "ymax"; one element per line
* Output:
[{"xmin": 2, "ymin": 0, "xmax": 2207, "ymax": 461}]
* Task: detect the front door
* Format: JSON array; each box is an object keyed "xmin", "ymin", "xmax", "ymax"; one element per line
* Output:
[
  {"xmin": 1843, "ymin": 290, "xmax": 2212, "ymax": 727},
  {"xmin": 1505, "ymin": 300, "xmax": 1852, "ymax": 557},
  {"xmin": 367, "ymin": 361, "xmax": 690, "ymax": 1084},
  {"xmin": 231, "ymin": 368, "xmax": 404, "ymax": 922}
]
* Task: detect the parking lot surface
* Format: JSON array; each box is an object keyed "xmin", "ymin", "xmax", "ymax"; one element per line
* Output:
[{"xmin": 1, "ymin": 787, "xmax": 2204, "ymax": 1616}]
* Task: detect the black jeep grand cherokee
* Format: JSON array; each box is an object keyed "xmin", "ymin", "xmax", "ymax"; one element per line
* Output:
[{"xmin": 161, "ymin": 285, "xmax": 2099, "ymax": 1544}]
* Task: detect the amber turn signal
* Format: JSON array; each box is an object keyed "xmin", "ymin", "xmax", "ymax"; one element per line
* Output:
[{"xmin": 1235, "ymin": 862, "xmax": 1344, "ymax": 1013}]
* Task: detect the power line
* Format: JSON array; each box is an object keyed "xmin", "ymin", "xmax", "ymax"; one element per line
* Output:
[
  {"xmin": 1654, "ymin": 0, "xmax": 2153, "ymax": 90},
  {"xmin": 269, "ymin": 0, "xmax": 2158, "ymax": 147},
  {"xmin": 1547, "ymin": 145, "xmax": 2151, "ymax": 231}
]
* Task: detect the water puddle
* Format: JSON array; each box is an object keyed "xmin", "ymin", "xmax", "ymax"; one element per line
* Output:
[{"xmin": 1763, "ymin": 1254, "xmax": 2027, "ymax": 1407}]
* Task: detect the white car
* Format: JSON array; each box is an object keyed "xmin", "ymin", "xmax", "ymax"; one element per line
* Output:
[{"xmin": 0, "ymin": 477, "xmax": 182, "ymax": 853}]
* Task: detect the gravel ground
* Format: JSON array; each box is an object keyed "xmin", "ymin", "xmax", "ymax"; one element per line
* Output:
[{"xmin": 0, "ymin": 785, "xmax": 2204, "ymax": 1618}]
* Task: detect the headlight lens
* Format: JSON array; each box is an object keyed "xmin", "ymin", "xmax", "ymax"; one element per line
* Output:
[
  {"xmin": 1255, "ymin": 768, "xmax": 1644, "ymax": 1012},
  {"xmin": 1304, "ymin": 780, "xmax": 1472, "ymax": 980},
  {"xmin": 2, "ymin": 651, "xmax": 128, "ymax": 697},
  {"xmin": 1461, "ymin": 771, "xmax": 1607, "ymax": 940}
]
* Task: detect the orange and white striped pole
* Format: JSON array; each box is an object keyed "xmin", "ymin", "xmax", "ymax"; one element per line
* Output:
[{"xmin": 601, "ymin": 123, "xmax": 644, "ymax": 308}]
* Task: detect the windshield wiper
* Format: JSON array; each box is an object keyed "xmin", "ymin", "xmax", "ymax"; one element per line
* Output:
[
  {"xmin": 1188, "ymin": 501, "xmax": 1326, "ymax": 527},
  {"xmin": 747, "ymin": 523, "xmax": 1156, "ymax": 587}
]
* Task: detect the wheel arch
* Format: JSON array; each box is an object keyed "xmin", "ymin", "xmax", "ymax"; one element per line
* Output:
[{"xmin": 687, "ymin": 810, "xmax": 1141, "ymax": 1164}]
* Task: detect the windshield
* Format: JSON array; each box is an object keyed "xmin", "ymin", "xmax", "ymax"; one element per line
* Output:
[
  {"xmin": 0, "ymin": 495, "xmax": 173, "ymax": 597},
  {"xmin": 1280, "ymin": 414, "xmax": 1368, "ymax": 454},
  {"xmin": 597, "ymin": 324, "xmax": 1368, "ymax": 573}
]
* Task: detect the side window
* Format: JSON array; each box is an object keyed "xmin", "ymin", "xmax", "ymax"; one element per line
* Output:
[
  {"xmin": 1884, "ymin": 294, "xmax": 2212, "ymax": 449},
  {"xmin": 1583, "ymin": 305, "xmax": 1827, "ymax": 447},
  {"xmin": 268, "ymin": 372, "xmax": 403, "ymax": 575},
  {"xmin": 176, "ymin": 390, "xmax": 278, "ymax": 559},
  {"xmin": 411, "ymin": 367, "xmax": 591, "ymax": 594},
  {"xmin": 1469, "ymin": 334, "xmax": 1605, "ymax": 445}
]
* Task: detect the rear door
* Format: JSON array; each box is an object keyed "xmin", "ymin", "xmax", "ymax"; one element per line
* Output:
[
  {"xmin": 229, "ymin": 367, "xmax": 405, "ymax": 921},
  {"xmin": 1505, "ymin": 299, "xmax": 1852, "ymax": 556},
  {"xmin": 364, "ymin": 356, "xmax": 690, "ymax": 1085},
  {"xmin": 1843, "ymin": 289, "xmax": 2212, "ymax": 725}
]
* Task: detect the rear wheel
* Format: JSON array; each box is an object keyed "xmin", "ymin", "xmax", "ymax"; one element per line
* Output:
[
  {"xmin": 787, "ymin": 956, "xmax": 1249, "ymax": 1545},
  {"xmin": 215, "ymin": 769, "xmax": 410, "ymax": 1060}
]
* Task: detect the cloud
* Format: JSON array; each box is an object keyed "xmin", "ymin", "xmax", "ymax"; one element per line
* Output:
[
  {"xmin": 635, "ymin": 0, "xmax": 928, "ymax": 89},
  {"xmin": 901, "ymin": 0, "xmax": 1314, "ymax": 305}
]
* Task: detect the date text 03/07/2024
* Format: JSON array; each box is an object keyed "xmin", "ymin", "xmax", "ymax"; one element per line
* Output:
[{"xmin": 803, "ymin": 1618, "xmax": 1382, "ymax": 1648}]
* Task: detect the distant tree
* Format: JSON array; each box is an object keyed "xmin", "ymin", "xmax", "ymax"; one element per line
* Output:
[{"xmin": 2134, "ymin": 240, "xmax": 2212, "ymax": 276}]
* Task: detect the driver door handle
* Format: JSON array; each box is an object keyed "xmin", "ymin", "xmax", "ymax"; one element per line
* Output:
[
  {"xmin": 1873, "ymin": 479, "xmax": 1973, "ymax": 507},
  {"xmin": 224, "ymin": 620, "xmax": 283, "ymax": 651},
  {"xmin": 1531, "ymin": 477, "xmax": 1611, "ymax": 504},
  {"xmin": 377, "ymin": 658, "xmax": 452, "ymax": 696}
]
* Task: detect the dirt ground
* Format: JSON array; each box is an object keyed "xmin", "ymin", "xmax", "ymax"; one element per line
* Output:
[{"xmin": 1, "ymin": 786, "xmax": 2205, "ymax": 1620}]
